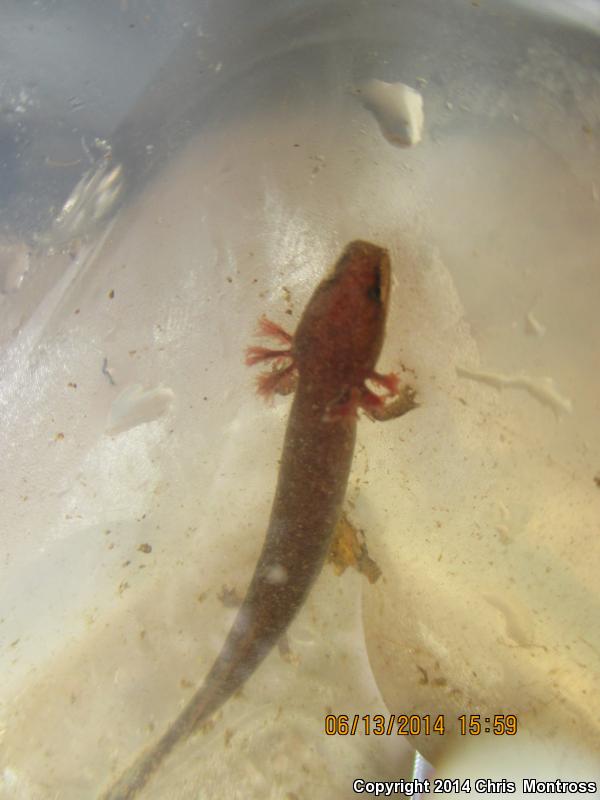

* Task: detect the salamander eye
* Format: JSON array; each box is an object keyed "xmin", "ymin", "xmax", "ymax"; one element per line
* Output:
[{"xmin": 367, "ymin": 279, "xmax": 381, "ymax": 302}]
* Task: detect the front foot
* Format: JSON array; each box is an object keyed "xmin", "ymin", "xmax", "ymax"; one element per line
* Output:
[{"xmin": 366, "ymin": 383, "xmax": 418, "ymax": 422}]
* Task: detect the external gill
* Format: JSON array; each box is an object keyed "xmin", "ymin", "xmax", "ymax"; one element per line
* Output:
[{"xmin": 245, "ymin": 316, "xmax": 297, "ymax": 399}]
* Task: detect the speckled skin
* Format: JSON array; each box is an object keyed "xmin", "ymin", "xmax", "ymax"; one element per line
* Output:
[{"xmin": 100, "ymin": 241, "xmax": 398, "ymax": 799}]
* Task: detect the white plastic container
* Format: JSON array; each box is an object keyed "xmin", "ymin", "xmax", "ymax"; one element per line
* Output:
[{"xmin": 1, "ymin": 1, "xmax": 599, "ymax": 797}]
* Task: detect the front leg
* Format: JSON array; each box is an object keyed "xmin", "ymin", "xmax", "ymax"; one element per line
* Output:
[{"xmin": 324, "ymin": 377, "xmax": 418, "ymax": 423}]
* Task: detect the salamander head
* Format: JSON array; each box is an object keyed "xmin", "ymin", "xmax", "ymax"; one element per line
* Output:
[
  {"xmin": 294, "ymin": 240, "xmax": 391, "ymax": 389},
  {"xmin": 331, "ymin": 239, "xmax": 390, "ymax": 313}
]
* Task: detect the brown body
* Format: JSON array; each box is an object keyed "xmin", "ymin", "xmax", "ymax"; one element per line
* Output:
[{"xmin": 101, "ymin": 241, "xmax": 413, "ymax": 799}]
